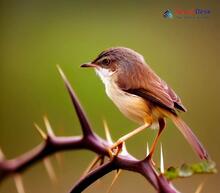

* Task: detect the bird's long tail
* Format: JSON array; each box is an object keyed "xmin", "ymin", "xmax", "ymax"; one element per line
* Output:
[{"xmin": 170, "ymin": 115, "xmax": 209, "ymax": 160}]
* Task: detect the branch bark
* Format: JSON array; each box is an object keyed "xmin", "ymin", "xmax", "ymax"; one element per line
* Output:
[{"xmin": 0, "ymin": 66, "xmax": 179, "ymax": 193}]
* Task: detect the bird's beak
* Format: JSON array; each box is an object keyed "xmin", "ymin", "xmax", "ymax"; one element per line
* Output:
[{"xmin": 80, "ymin": 63, "xmax": 98, "ymax": 68}]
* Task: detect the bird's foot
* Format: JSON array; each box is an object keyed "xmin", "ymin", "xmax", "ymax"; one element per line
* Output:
[{"xmin": 106, "ymin": 140, "xmax": 123, "ymax": 159}]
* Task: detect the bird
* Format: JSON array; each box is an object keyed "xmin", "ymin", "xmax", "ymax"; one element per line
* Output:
[{"xmin": 81, "ymin": 47, "xmax": 209, "ymax": 160}]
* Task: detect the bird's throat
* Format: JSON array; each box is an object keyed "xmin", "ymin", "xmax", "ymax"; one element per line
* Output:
[{"xmin": 95, "ymin": 68, "xmax": 114, "ymax": 86}]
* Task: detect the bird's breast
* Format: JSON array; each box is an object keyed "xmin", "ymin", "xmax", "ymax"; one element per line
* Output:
[{"xmin": 104, "ymin": 80, "xmax": 153, "ymax": 124}]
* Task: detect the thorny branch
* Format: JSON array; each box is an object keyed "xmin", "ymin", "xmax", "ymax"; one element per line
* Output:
[{"xmin": 0, "ymin": 65, "xmax": 190, "ymax": 193}]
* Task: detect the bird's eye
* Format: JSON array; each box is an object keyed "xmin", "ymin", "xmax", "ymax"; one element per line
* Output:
[{"xmin": 101, "ymin": 58, "xmax": 110, "ymax": 66}]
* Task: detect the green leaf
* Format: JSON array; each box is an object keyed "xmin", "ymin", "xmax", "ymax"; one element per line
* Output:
[
  {"xmin": 191, "ymin": 160, "xmax": 217, "ymax": 173},
  {"xmin": 164, "ymin": 161, "xmax": 217, "ymax": 180},
  {"xmin": 164, "ymin": 167, "xmax": 178, "ymax": 180},
  {"xmin": 179, "ymin": 163, "xmax": 193, "ymax": 177}
]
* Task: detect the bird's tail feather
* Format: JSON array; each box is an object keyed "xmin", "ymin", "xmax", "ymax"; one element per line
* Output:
[{"xmin": 170, "ymin": 115, "xmax": 209, "ymax": 160}]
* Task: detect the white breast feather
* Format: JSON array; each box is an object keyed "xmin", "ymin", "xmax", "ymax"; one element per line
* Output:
[{"xmin": 95, "ymin": 68, "xmax": 150, "ymax": 124}]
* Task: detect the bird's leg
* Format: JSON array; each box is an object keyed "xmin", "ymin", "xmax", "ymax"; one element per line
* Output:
[
  {"xmin": 148, "ymin": 118, "xmax": 166, "ymax": 159},
  {"xmin": 109, "ymin": 122, "xmax": 150, "ymax": 156}
]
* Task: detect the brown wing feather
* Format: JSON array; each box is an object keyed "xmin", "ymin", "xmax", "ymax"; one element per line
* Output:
[
  {"xmin": 116, "ymin": 61, "xmax": 186, "ymax": 113},
  {"xmin": 125, "ymin": 88, "xmax": 178, "ymax": 115}
]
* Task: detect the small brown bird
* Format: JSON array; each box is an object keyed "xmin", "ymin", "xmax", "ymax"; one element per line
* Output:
[{"xmin": 81, "ymin": 47, "xmax": 208, "ymax": 160}]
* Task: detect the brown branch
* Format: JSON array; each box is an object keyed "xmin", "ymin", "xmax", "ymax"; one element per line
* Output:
[
  {"xmin": 0, "ymin": 136, "xmax": 83, "ymax": 181},
  {"xmin": 57, "ymin": 66, "xmax": 94, "ymax": 137},
  {"xmin": 0, "ymin": 66, "xmax": 180, "ymax": 193},
  {"xmin": 70, "ymin": 156, "xmax": 178, "ymax": 193}
]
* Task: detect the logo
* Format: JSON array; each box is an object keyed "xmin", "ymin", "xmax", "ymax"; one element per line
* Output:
[
  {"xmin": 163, "ymin": 9, "xmax": 173, "ymax": 19},
  {"xmin": 163, "ymin": 9, "xmax": 211, "ymax": 19}
]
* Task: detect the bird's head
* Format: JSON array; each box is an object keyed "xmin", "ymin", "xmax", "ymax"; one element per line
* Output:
[{"xmin": 81, "ymin": 47, "xmax": 146, "ymax": 84}]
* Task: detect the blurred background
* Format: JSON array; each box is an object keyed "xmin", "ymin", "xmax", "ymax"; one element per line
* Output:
[{"xmin": 0, "ymin": 0, "xmax": 219, "ymax": 192}]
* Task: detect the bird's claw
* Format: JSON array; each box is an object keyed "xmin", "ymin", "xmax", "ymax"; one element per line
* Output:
[{"xmin": 107, "ymin": 141, "xmax": 123, "ymax": 159}]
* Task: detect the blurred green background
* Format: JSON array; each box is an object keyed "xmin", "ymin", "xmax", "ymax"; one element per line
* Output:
[{"xmin": 0, "ymin": 0, "xmax": 219, "ymax": 192}]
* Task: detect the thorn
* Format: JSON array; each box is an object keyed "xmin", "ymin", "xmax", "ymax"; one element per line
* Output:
[
  {"xmin": 120, "ymin": 142, "xmax": 128, "ymax": 156},
  {"xmin": 106, "ymin": 169, "xmax": 122, "ymax": 193},
  {"xmin": 43, "ymin": 158, "xmax": 57, "ymax": 183},
  {"xmin": 160, "ymin": 143, "xmax": 164, "ymax": 174},
  {"xmin": 146, "ymin": 142, "xmax": 149, "ymax": 156},
  {"xmin": 57, "ymin": 65, "xmax": 70, "ymax": 91},
  {"xmin": 56, "ymin": 65, "xmax": 67, "ymax": 82},
  {"xmin": 43, "ymin": 116, "xmax": 55, "ymax": 136},
  {"xmin": 34, "ymin": 123, "xmax": 47, "ymax": 140},
  {"xmin": 99, "ymin": 156, "xmax": 105, "ymax": 166},
  {"xmin": 103, "ymin": 120, "xmax": 114, "ymax": 144},
  {"xmin": 0, "ymin": 148, "xmax": 5, "ymax": 161},
  {"xmin": 81, "ymin": 156, "xmax": 101, "ymax": 178},
  {"xmin": 55, "ymin": 153, "xmax": 63, "ymax": 168},
  {"xmin": 14, "ymin": 174, "xmax": 25, "ymax": 193},
  {"xmin": 195, "ymin": 180, "xmax": 206, "ymax": 193}
]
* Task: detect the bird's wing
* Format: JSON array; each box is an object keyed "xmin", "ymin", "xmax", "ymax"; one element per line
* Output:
[{"xmin": 116, "ymin": 62, "xmax": 186, "ymax": 113}]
